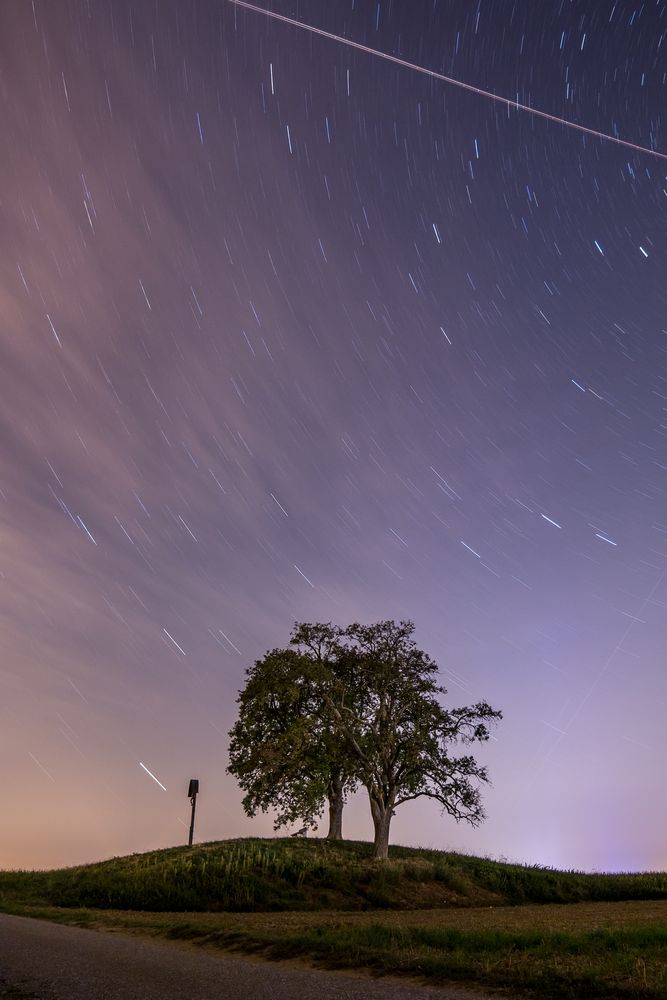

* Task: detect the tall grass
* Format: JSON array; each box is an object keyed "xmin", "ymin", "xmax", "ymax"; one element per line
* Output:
[
  {"xmin": 218, "ymin": 919, "xmax": 667, "ymax": 999},
  {"xmin": 1, "ymin": 838, "xmax": 665, "ymax": 913},
  {"xmin": 391, "ymin": 848, "xmax": 667, "ymax": 905}
]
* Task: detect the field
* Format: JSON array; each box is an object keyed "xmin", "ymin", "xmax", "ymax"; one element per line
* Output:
[{"xmin": 1, "ymin": 838, "xmax": 666, "ymax": 999}]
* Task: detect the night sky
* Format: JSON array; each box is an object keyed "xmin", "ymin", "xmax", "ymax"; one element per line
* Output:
[{"xmin": 2, "ymin": 0, "xmax": 666, "ymax": 873}]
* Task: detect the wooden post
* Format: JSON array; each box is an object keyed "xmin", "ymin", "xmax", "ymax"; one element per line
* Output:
[{"xmin": 187, "ymin": 778, "xmax": 199, "ymax": 846}]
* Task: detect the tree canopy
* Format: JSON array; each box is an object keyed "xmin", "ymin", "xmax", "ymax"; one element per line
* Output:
[
  {"xmin": 227, "ymin": 620, "xmax": 501, "ymax": 858},
  {"xmin": 226, "ymin": 646, "xmax": 356, "ymax": 838}
]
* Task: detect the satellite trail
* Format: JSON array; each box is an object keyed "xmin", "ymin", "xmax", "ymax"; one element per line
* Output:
[
  {"xmin": 139, "ymin": 762, "xmax": 167, "ymax": 791},
  {"xmin": 225, "ymin": 0, "xmax": 667, "ymax": 162}
]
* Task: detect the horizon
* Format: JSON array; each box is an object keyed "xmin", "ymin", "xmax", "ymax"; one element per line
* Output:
[
  {"xmin": 4, "ymin": 831, "xmax": 666, "ymax": 878},
  {"xmin": 2, "ymin": 0, "xmax": 666, "ymax": 874}
]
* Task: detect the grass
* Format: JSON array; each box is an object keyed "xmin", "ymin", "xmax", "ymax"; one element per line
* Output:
[
  {"xmin": 1, "ymin": 838, "xmax": 665, "ymax": 912},
  {"xmin": 1, "ymin": 838, "xmax": 666, "ymax": 999}
]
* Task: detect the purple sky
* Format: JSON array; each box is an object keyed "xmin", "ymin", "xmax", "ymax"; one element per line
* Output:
[{"xmin": 2, "ymin": 0, "xmax": 666, "ymax": 873}]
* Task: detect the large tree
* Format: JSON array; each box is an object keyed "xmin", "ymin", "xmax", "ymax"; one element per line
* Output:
[
  {"xmin": 226, "ymin": 646, "xmax": 356, "ymax": 838},
  {"xmin": 228, "ymin": 620, "xmax": 501, "ymax": 858},
  {"xmin": 292, "ymin": 620, "xmax": 502, "ymax": 858}
]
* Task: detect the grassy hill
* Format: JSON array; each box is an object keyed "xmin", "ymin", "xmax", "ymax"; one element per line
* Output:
[
  {"xmin": 1, "ymin": 837, "xmax": 665, "ymax": 912},
  {"xmin": 2, "ymin": 840, "xmax": 666, "ymax": 999}
]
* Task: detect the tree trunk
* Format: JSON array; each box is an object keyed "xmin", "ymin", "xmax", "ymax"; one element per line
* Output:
[
  {"xmin": 369, "ymin": 793, "xmax": 393, "ymax": 859},
  {"xmin": 326, "ymin": 794, "xmax": 343, "ymax": 839},
  {"xmin": 326, "ymin": 774, "xmax": 344, "ymax": 840}
]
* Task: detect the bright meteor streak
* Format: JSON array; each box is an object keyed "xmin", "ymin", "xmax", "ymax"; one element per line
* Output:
[
  {"xmin": 139, "ymin": 761, "xmax": 167, "ymax": 791},
  {"xmin": 225, "ymin": 0, "xmax": 667, "ymax": 162}
]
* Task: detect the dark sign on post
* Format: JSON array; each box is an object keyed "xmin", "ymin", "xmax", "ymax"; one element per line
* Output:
[{"xmin": 187, "ymin": 779, "xmax": 199, "ymax": 846}]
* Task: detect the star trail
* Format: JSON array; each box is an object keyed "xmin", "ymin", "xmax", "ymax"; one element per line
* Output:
[
  {"xmin": 226, "ymin": 0, "xmax": 667, "ymax": 161},
  {"xmin": 1, "ymin": 0, "xmax": 666, "ymax": 873}
]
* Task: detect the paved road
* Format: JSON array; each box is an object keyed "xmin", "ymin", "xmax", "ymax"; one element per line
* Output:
[{"xmin": 0, "ymin": 914, "xmax": 491, "ymax": 1000}]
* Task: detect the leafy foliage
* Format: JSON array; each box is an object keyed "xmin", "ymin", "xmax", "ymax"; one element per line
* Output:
[
  {"xmin": 228, "ymin": 620, "xmax": 501, "ymax": 856},
  {"xmin": 227, "ymin": 647, "xmax": 355, "ymax": 833},
  {"xmin": 291, "ymin": 620, "xmax": 502, "ymax": 857}
]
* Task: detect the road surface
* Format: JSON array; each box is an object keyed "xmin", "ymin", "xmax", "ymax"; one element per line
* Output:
[{"xmin": 0, "ymin": 913, "xmax": 491, "ymax": 1000}]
